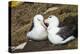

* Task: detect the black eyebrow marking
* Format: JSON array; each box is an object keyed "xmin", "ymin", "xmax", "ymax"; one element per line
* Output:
[
  {"xmin": 49, "ymin": 16, "xmax": 52, "ymax": 18},
  {"xmin": 37, "ymin": 18, "xmax": 40, "ymax": 21}
]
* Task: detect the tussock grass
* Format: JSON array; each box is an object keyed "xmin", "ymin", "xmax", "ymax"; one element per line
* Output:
[{"xmin": 10, "ymin": 2, "xmax": 78, "ymax": 50}]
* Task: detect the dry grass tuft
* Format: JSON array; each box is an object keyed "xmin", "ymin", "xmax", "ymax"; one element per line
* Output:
[{"xmin": 10, "ymin": 2, "xmax": 78, "ymax": 50}]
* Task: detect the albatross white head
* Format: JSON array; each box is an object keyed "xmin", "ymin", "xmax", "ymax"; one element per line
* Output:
[
  {"xmin": 45, "ymin": 15, "xmax": 59, "ymax": 27},
  {"xmin": 33, "ymin": 14, "xmax": 47, "ymax": 29}
]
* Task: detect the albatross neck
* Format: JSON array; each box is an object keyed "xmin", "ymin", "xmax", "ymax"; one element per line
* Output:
[{"xmin": 49, "ymin": 20, "xmax": 59, "ymax": 27}]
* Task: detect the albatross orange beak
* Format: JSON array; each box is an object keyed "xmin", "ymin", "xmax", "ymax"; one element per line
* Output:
[
  {"xmin": 44, "ymin": 19, "xmax": 49, "ymax": 27},
  {"xmin": 41, "ymin": 21, "xmax": 47, "ymax": 29}
]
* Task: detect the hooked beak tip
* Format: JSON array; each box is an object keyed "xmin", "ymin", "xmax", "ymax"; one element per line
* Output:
[
  {"xmin": 44, "ymin": 23, "xmax": 48, "ymax": 27},
  {"xmin": 44, "ymin": 19, "xmax": 49, "ymax": 27}
]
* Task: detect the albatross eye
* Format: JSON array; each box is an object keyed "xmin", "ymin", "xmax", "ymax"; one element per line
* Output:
[{"xmin": 49, "ymin": 16, "xmax": 52, "ymax": 18}]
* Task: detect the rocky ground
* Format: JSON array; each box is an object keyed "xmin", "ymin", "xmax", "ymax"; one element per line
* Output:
[{"xmin": 9, "ymin": 2, "xmax": 78, "ymax": 53}]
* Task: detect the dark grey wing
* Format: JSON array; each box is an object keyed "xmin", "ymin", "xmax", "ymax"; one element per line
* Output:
[
  {"xmin": 58, "ymin": 15, "xmax": 78, "ymax": 39},
  {"xmin": 57, "ymin": 25, "xmax": 76, "ymax": 40},
  {"xmin": 29, "ymin": 20, "xmax": 34, "ymax": 31}
]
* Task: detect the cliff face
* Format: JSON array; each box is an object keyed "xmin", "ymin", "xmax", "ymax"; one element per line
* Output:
[{"xmin": 9, "ymin": 2, "xmax": 78, "ymax": 52}]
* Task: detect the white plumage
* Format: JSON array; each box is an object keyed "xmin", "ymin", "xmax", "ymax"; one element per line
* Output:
[
  {"xmin": 45, "ymin": 15, "xmax": 75, "ymax": 44},
  {"xmin": 27, "ymin": 14, "xmax": 48, "ymax": 40}
]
